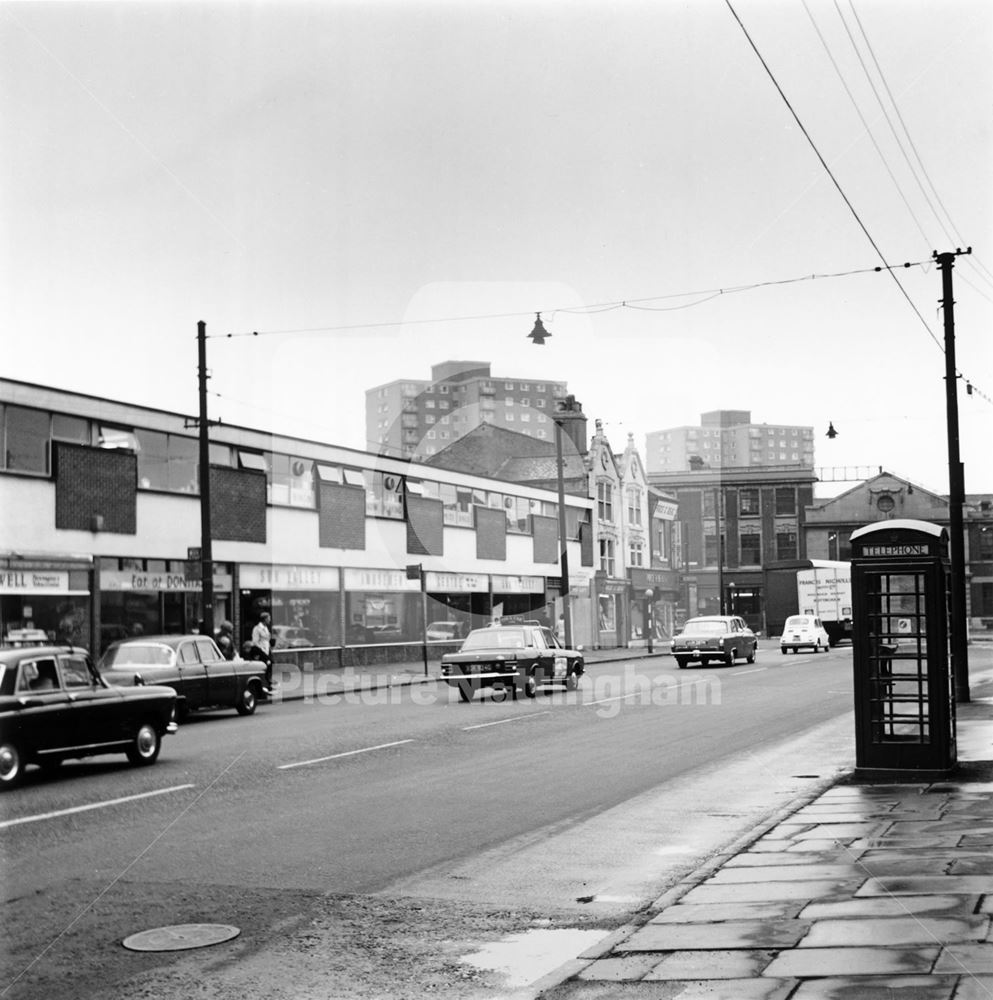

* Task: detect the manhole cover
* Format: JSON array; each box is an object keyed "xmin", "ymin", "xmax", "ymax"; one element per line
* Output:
[{"xmin": 122, "ymin": 924, "xmax": 240, "ymax": 952}]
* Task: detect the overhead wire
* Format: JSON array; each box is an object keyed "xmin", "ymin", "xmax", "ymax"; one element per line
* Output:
[
  {"xmin": 802, "ymin": 0, "xmax": 933, "ymax": 250},
  {"xmin": 725, "ymin": 0, "xmax": 989, "ymax": 407},
  {"xmin": 847, "ymin": 0, "xmax": 993, "ymax": 290}
]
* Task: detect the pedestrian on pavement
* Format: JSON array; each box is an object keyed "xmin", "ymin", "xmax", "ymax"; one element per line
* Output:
[
  {"xmin": 250, "ymin": 612, "xmax": 274, "ymax": 693},
  {"xmin": 215, "ymin": 620, "xmax": 236, "ymax": 660},
  {"xmin": 555, "ymin": 614, "xmax": 566, "ymax": 644}
]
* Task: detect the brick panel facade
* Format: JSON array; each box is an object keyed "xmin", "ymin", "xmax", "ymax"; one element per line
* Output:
[
  {"xmin": 55, "ymin": 442, "xmax": 136, "ymax": 534},
  {"xmin": 318, "ymin": 483, "xmax": 367, "ymax": 550},
  {"xmin": 475, "ymin": 506, "xmax": 507, "ymax": 561},
  {"xmin": 406, "ymin": 496, "xmax": 443, "ymax": 556},
  {"xmin": 532, "ymin": 514, "xmax": 558, "ymax": 564},
  {"xmin": 210, "ymin": 466, "xmax": 267, "ymax": 542}
]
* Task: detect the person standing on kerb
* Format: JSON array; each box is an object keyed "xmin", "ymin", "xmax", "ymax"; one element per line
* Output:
[{"xmin": 251, "ymin": 612, "xmax": 275, "ymax": 694}]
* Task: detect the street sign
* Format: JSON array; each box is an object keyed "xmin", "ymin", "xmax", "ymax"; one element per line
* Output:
[{"xmin": 187, "ymin": 547, "xmax": 201, "ymax": 561}]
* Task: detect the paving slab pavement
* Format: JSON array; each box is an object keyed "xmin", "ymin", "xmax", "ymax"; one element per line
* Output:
[{"xmin": 536, "ymin": 643, "xmax": 993, "ymax": 999}]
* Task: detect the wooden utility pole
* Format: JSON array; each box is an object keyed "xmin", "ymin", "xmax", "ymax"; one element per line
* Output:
[
  {"xmin": 934, "ymin": 249, "xmax": 971, "ymax": 703},
  {"xmin": 197, "ymin": 320, "xmax": 215, "ymax": 638}
]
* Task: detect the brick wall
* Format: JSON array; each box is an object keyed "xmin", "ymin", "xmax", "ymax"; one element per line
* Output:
[
  {"xmin": 318, "ymin": 483, "xmax": 367, "ymax": 549},
  {"xmin": 475, "ymin": 506, "xmax": 507, "ymax": 560},
  {"xmin": 531, "ymin": 514, "xmax": 558, "ymax": 564},
  {"xmin": 211, "ymin": 466, "xmax": 267, "ymax": 542},
  {"xmin": 406, "ymin": 496, "xmax": 443, "ymax": 556},
  {"xmin": 54, "ymin": 442, "xmax": 136, "ymax": 533}
]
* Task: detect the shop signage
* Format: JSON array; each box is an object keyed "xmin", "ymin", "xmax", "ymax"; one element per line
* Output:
[
  {"xmin": 240, "ymin": 565, "xmax": 340, "ymax": 590},
  {"xmin": 490, "ymin": 574, "xmax": 544, "ymax": 594},
  {"xmin": 861, "ymin": 544, "xmax": 929, "ymax": 558},
  {"xmin": 598, "ymin": 578, "xmax": 630, "ymax": 595},
  {"xmin": 344, "ymin": 568, "xmax": 420, "ymax": 592},
  {"xmin": 654, "ymin": 501, "xmax": 678, "ymax": 520},
  {"xmin": 101, "ymin": 570, "xmax": 233, "ymax": 593},
  {"xmin": 425, "ymin": 571, "xmax": 487, "ymax": 593},
  {"xmin": 0, "ymin": 571, "xmax": 70, "ymax": 594}
]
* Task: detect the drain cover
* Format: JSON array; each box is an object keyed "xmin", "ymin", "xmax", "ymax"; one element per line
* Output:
[{"xmin": 122, "ymin": 924, "xmax": 240, "ymax": 952}]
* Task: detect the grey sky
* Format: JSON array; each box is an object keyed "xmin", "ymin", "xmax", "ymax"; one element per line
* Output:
[{"xmin": 2, "ymin": 0, "xmax": 991, "ymax": 494}]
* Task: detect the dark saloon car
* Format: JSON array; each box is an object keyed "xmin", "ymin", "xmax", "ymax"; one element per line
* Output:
[
  {"xmin": 100, "ymin": 635, "xmax": 268, "ymax": 718},
  {"xmin": 0, "ymin": 645, "xmax": 177, "ymax": 788},
  {"xmin": 670, "ymin": 615, "xmax": 758, "ymax": 668},
  {"xmin": 440, "ymin": 622, "xmax": 584, "ymax": 702}
]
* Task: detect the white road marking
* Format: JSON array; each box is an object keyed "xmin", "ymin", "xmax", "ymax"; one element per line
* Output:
[
  {"xmin": 731, "ymin": 667, "xmax": 767, "ymax": 676},
  {"xmin": 0, "ymin": 784, "xmax": 195, "ymax": 830},
  {"xmin": 278, "ymin": 739, "xmax": 414, "ymax": 770},
  {"xmin": 463, "ymin": 712, "xmax": 551, "ymax": 731},
  {"xmin": 585, "ymin": 692, "xmax": 640, "ymax": 707}
]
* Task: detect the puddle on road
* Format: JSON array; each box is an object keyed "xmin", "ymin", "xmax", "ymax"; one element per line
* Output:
[{"xmin": 461, "ymin": 928, "xmax": 606, "ymax": 988}]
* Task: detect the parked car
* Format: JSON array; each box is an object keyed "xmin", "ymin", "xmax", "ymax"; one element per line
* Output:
[
  {"xmin": 670, "ymin": 616, "xmax": 758, "ymax": 668},
  {"xmin": 426, "ymin": 621, "xmax": 467, "ymax": 642},
  {"xmin": 271, "ymin": 625, "xmax": 314, "ymax": 648},
  {"xmin": 0, "ymin": 644, "xmax": 178, "ymax": 788},
  {"xmin": 440, "ymin": 622, "xmax": 584, "ymax": 702},
  {"xmin": 780, "ymin": 615, "xmax": 831, "ymax": 655},
  {"xmin": 99, "ymin": 635, "xmax": 268, "ymax": 718}
]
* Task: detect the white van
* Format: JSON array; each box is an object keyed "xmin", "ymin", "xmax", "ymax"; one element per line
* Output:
[{"xmin": 780, "ymin": 615, "xmax": 831, "ymax": 654}]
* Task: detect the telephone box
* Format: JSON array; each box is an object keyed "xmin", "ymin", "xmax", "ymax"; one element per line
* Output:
[{"xmin": 850, "ymin": 519, "xmax": 956, "ymax": 773}]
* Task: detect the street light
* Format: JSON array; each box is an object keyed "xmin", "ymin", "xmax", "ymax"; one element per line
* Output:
[{"xmin": 644, "ymin": 588, "xmax": 654, "ymax": 654}]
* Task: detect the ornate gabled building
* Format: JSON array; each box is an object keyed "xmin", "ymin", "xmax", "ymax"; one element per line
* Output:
[{"xmin": 804, "ymin": 470, "xmax": 993, "ymax": 634}]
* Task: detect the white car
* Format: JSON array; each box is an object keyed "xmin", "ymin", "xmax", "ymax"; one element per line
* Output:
[{"xmin": 780, "ymin": 615, "xmax": 831, "ymax": 654}]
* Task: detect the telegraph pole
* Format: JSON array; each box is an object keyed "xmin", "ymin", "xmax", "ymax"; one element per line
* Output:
[
  {"xmin": 934, "ymin": 249, "xmax": 971, "ymax": 703},
  {"xmin": 197, "ymin": 320, "xmax": 215, "ymax": 638}
]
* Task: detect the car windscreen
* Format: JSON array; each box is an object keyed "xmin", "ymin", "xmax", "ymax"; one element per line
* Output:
[
  {"xmin": 682, "ymin": 621, "xmax": 728, "ymax": 635},
  {"xmin": 461, "ymin": 630, "xmax": 527, "ymax": 650},
  {"xmin": 101, "ymin": 643, "xmax": 174, "ymax": 667}
]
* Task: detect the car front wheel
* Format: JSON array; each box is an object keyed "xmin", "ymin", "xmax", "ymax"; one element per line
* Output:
[
  {"xmin": 746, "ymin": 647, "xmax": 756, "ymax": 664},
  {"xmin": 674, "ymin": 656, "xmax": 689, "ymax": 669},
  {"xmin": 126, "ymin": 722, "xmax": 161, "ymax": 766},
  {"xmin": 724, "ymin": 649, "xmax": 735, "ymax": 666},
  {"xmin": 0, "ymin": 741, "xmax": 24, "ymax": 789},
  {"xmin": 522, "ymin": 671, "xmax": 538, "ymax": 698}
]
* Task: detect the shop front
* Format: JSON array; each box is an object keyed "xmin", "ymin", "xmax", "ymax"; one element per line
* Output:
[
  {"xmin": 629, "ymin": 567, "xmax": 680, "ymax": 644},
  {"xmin": 490, "ymin": 574, "xmax": 548, "ymax": 625},
  {"xmin": 343, "ymin": 567, "xmax": 422, "ymax": 643},
  {"xmin": 593, "ymin": 574, "xmax": 629, "ymax": 649},
  {"xmin": 240, "ymin": 563, "xmax": 340, "ymax": 649},
  {"xmin": 423, "ymin": 571, "xmax": 491, "ymax": 635},
  {"xmin": 0, "ymin": 554, "xmax": 93, "ymax": 648},
  {"xmin": 99, "ymin": 558, "xmax": 234, "ymax": 652}
]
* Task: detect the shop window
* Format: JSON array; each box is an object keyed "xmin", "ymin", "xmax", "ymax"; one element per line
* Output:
[
  {"xmin": 2, "ymin": 405, "xmax": 50, "ymax": 473},
  {"xmin": 52, "ymin": 414, "xmax": 90, "ymax": 445},
  {"xmin": 597, "ymin": 482, "xmax": 613, "ymax": 523},
  {"xmin": 776, "ymin": 528, "xmax": 798, "ymax": 560},
  {"xmin": 98, "ymin": 425, "xmax": 138, "ymax": 451},
  {"xmin": 627, "ymin": 489, "xmax": 642, "ymax": 526},
  {"xmin": 316, "ymin": 464, "xmax": 343, "ymax": 484},
  {"xmin": 775, "ymin": 487, "xmax": 796, "ymax": 515},
  {"xmin": 599, "ymin": 538, "xmax": 616, "ymax": 576},
  {"xmin": 267, "ymin": 453, "xmax": 316, "ymax": 507},
  {"xmin": 239, "ymin": 451, "xmax": 268, "ymax": 473},
  {"xmin": 366, "ymin": 471, "xmax": 404, "ymax": 518},
  {"xmin": 506, "ymin": 495, "xmax": 530, "ymax": 534},
  {"xmin": 135, "ymin": 429, "xmax": 198, "ymax": 492},
  {"xmin": 739, "ymin": 488, "xmax": 760, "ymax": 516},
  {"xmin": 740, "ymin": 530, "xmax": 762, "ymax": 565}
]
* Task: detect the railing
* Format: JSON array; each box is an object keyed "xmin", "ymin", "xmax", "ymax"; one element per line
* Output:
[{"xmin": 272, "ymin": 639, "xmax": 462, "ymax": 671}]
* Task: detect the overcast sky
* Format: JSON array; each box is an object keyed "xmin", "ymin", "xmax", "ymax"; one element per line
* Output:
[{"xmin": 2, "ymin": 0, "xmax": 991, "ymax": 497}]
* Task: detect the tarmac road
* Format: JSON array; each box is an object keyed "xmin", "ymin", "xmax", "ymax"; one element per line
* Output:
[{"xmin": 1, "ymin": 647, "xmax": 859, "ymax": 999}]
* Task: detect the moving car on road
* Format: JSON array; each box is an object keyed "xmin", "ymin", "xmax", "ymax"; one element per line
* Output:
[
  {"xmin": 440, "ymin": 622, "xmax": 584, "ymax": 702},
  {"xmin": 0, "ymin": 644, "xmax": 177, "ymax": 788},
  {"xmin": 780, "ymin": 615, "xmax": 831, "ymax": 655},
  {"xmin": 100, "ymin": 635, "xmax": 268, "ymax": 718},
  {"xmin": 670, "ymin": 616, "xmax": 758, "ymax": 668}
]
